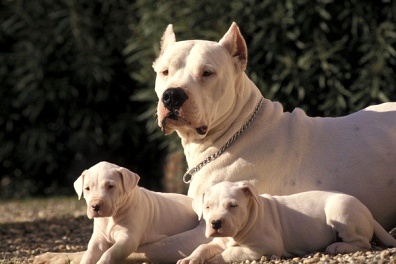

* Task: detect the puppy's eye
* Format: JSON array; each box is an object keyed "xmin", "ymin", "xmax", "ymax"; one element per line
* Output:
[
  {"xmin": 162, "ymin": 69, "xmax": 169, "ymax": 76},
  {"xmin": 108, "ymin": 185, "xmax": 114, "ymax": 189},
  {"xmin": 202, "ymin": 71, "xmax": 212, "ymax": 77},
  {"xmin": 85, "ymin": 187, "xmax": 90, "ymax": 191},
  {"xmin": 230, "ymin": 204, "xmax": 238, "ymax": 208}
]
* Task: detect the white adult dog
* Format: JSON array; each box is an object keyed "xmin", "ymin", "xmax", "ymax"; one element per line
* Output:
[
  {"xmin": 178, "ymin": 181, "xmax": 396, "ymax": 264},
  {"xmin": 32, "ymin": 23, "xmax": 396, "ymax": 263}
]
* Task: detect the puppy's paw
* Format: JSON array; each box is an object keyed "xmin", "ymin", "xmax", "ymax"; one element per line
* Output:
[
  {"xmin": 30, "ymin": 252, "xmax": 78, "ymax": 264},
  {"xmin": 326, "ymin": 242, "xmax": 364, "ymax": 255},
  {"xmin": 177, "ymin": 257, "xmax": 205, "ymax": 264}
]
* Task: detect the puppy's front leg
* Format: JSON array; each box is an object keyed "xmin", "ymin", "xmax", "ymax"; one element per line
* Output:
[
  {"xmin": 81, "ymin": 237, "xmax": 111, "ymax": 264},
  {"xmin": 210, "ymin": 246, "xmax": 262, "ymax": 264},
  {"xmin": 177, "ymin": 241, "xmax": 224, "ymax": 264},
  {"xmin": 97, "ymin": 238, "xmax": 137, "ymax": 264},
  {"xmin": 131, "ymin": 221, "xmax": 211, "ymax": 262}
]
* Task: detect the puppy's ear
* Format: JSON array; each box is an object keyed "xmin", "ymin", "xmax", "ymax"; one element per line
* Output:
[
  {"xmin": 219, "ymin": 22, "xmax": 247, "ymax": 72},
  {"xmin": 159, "ymin": 24, "xmax": 176, "ymax": 55},
  {"xmin": 239, "ymin": 181, "xmax": 260, "ymax": 204},
  {"xmin": 73, "ymin": 170, "xmax": 87, "ymax": 200},
  {"xmin": 117, "ymin": 167, "xmax": 140, "ymax": 196},
  {"xmin": 192, "ymin": 192, "xmax": 205, "ymax": 221}
]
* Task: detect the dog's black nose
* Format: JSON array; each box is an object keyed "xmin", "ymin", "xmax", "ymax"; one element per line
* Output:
[
  {"xmin": 211, "ymin": 219, "xmax": 222, "ymax": 230},
  {"xmin": 92, "ymin": 204, "xmax": 100, "ymax": 212},
  {"xmin": 162, "ymin": 88, "xmax": 188, "ymax": 110}
]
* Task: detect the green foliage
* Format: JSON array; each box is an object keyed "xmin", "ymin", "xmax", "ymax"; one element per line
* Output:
[
  {"xmin": 1, "ymin": 0, "xmax": 395, "ymax": 197},
  {"xmin": 0, "ymin": 0, "xmax": 165, "ymax": 198}
]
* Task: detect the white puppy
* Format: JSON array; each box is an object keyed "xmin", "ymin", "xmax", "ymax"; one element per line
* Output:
[
  {"xmin": 73, "ymin": 161, "xmax": 198, "ymax": 264},
  {"xmin": 178, "ymin": 181, "xmax": 396, "ymax": 264}
]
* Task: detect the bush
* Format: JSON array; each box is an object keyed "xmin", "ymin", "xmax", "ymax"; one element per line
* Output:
[{"xmin": 0, "ymin": 0, "xmax": 165, "ymax": 198}]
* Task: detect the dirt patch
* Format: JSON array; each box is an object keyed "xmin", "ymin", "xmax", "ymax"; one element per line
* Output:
[
  {"xmin": 0, "ymin": 197, "xmax": 91, "ymax": 264},
  {"xmin": 1, "ymin": 197, "xmax": 395, "ymax": 264}
]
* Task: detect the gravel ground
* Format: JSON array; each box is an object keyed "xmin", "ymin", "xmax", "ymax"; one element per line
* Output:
[
  {"xmin": 1, "ymin": 197, "xmax": 395, "ymax": 264},
  {"xmin": 0, "ymin": 197, "xmax": 91, "ymax": 264}
]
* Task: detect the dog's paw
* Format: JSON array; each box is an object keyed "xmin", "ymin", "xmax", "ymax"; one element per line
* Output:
[
  {"xmin": 30, "ymin": 252, "xmax": 79, "ymax": 264},
  {"xmin": 177, "ymin": 257, "xmax": 205, "ymax": 264},
  {"xmin": 326, "ymin": 242, "xmax": 364, "ymax": 255}
]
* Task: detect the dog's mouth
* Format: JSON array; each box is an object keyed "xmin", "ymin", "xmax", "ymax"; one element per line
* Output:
[
  {"xmin": 90, "ymin": 208, "xmax": 114, "ymax": 217},
  {"xmin": 207, "ymin": 228, "xmax": 228, "ymax": 238},
  {"xmin": 160, "ymin": 110, "xmax": 208, "ymax": 136},
  {"xmin": 196, "ymin": 126, "xmax": 208, "ymax": 135}
]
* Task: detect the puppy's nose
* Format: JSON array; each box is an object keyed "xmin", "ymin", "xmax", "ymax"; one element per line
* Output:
[
  {"xmin": 162, "ymin": 88, "xmax": 188, "ymax": 110},
  {"xmin": 211, "ymin": 219, "xmax": 222, "ymax": 230},
  {"xmin": 92, "ymin": 204, "xmax": 100, "ymax": 212}
]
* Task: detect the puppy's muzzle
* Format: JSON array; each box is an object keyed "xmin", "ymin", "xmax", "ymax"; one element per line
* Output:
[
  {"xmin": 162, "ymin": 88, "xmax": 188, "ymax": 115},
  {"xmin": 211, "ymin": 219, "xmax": 222, "ymax": 230},
  {"xmin": 92, "ymin": 204, "xmax": 101, "ymax": 212}
]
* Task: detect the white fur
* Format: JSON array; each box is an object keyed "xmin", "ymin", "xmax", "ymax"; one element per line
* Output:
[
  {"xmin": 62, "ymin": 162, "xmax": 197, "ymax": 264},
  {"xmin": 178, "ymin": 181, "xmax": 396, "ymax": 264},
  {"xmin": 32, "ymin": 22, "xmax": 396, "ymax": 263}
]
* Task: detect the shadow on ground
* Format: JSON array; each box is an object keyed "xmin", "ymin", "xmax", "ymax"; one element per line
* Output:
[{"xmin": 1, "ymin": 215, "xmax": 91, "ymax": 263}]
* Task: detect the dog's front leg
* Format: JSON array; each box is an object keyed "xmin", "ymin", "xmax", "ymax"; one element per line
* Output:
[
  {"xmin": 177, "ymin": 241, "xmax": 224, "ymax": 264},
  {"xmin": 97, "ymin": 238, "xmax": 137, "ymax": 264},
  {"xmin": 81, "ymin": 237, "xmax": 111, "ymax": 264},
  {"xmin": 130, "ymin": 221, "xmax": 211, "ymax": 262}
]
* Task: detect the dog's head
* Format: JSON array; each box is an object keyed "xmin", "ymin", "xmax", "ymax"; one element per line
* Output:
[
  {"xmin": 153, "ymin": 22, "xmax": 248, "ymax": 140},
  {"xmin": 192, "ymin": 181, "xmax": 259, "ymax": 238},
  {"xmin": 73, "ymin": 161, "xmax": 140, "ymax": 219}
]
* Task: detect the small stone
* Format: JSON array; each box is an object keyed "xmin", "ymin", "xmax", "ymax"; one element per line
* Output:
[
  {"xmin": 303, "ymin": 257, "xmax": 320, "ymax": 263},
  {"xmin": 260, "ymin": 256, "xmax": 268, "ymax": 262},
  {"xmin": 380, "ymin": 250, "xmax": 390, "ymax": 259},
  {"xmin": 313, "ymin": 252, "xmax": 322, "ymax": 258}
]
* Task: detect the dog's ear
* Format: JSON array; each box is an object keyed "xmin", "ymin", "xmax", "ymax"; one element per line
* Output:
[
  {"xmin": 73, "ymin": 170, "xmax": 87, "ymax": 200},
  {"xmin": 192, "ymin": 192, "xmax": 205, "ymax": 221},
  {"xmin": 159, "ymin": 24, "xmax": 176, "ymax": 55},
  {"xmin": 219, "ymin": 22, "xmax": 248, "ymax": 72},
  {"xmin": 238, "ymin": 181, "xmax": 260, "ymax": 204},
  {"xmin": 117, "ymin": 167, "xmax": 140, "ymax": 196}
]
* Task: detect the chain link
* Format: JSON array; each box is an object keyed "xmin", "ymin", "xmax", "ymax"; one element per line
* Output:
[{"xmin": 183, "ymin": 97, "xmax": 265, "ymax": 184}]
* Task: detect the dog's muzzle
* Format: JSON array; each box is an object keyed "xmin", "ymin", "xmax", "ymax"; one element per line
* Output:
[
  {"xmin": 211, "ymin": 219, "xmax": 222, "ymax": 230},
  {"xmin": 160, "ymin": 87, "xmax": 208, "ymax": 135},
  {"xmin": 162, "ymin": 88, "xmax": 188, "ymax": 116}
]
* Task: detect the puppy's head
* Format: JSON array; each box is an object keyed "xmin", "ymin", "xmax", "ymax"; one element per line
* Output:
[
  {"xmin": 192, "ymin": 181, "xmax": 259, "ymax": 238},
  {"xmin": 153, "ymin": 23, "xmax": 248, "ymax": 140},
  {"xmin": 73, "ymin": 161, "xmax": 140, "ymax": 219}
]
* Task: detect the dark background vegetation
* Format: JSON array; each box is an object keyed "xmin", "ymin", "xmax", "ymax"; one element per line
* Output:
[{"xmin": 0, "ymin": 0, "xmax": 395, "ymax": 198}]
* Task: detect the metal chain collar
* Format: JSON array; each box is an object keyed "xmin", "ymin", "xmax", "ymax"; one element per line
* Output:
[{"xmin": 182, "ymin": 97, "xmax": 265, "ymax": 184}]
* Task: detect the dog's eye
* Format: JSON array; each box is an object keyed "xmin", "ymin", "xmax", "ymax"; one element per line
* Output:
[
  {"xmin": 230, "ymin": 203, "xmax": 238, "ymax": 208},
  {"xmin": 162, "ymin": 70, "xmax": 169, "ymax": 76},
  {"xmin": 202, "ymin": 71, "xmax": 212, "ymax": 77},
  {"xmin": 85, "ymin": 187, "xmax": 90, "ymax": 191},
  {"xmin": 108, "ymin": 185, "xmax": 114, "ymax": 189}
]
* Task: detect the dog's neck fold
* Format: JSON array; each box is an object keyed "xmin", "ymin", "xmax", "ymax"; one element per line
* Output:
[{"xmin": 182, "ymin": 72, "xmax": 263, "ymax": 168}]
